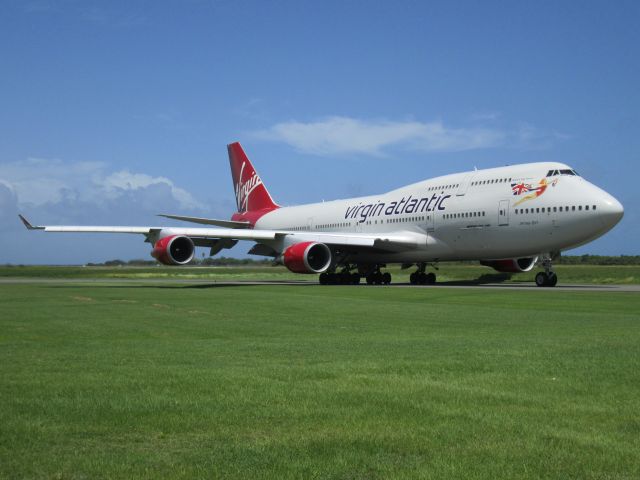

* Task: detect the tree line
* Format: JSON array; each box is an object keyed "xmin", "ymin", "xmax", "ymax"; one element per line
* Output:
[{"xmin": 83, "ymin": 254, "xmax": 640, "ymax": 267}]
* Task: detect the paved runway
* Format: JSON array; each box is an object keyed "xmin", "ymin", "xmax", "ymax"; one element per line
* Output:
[{"xmin": 1, "ymin": 277, "xmax": 639, "ymax": 292}]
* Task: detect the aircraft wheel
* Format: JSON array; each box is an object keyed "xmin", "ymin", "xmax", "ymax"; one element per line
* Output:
[
  {"xmin": 366, "ymin": 274, "xmax": 374, "ymax": 285},
  {"xmin": 382, "ymin": 272, "xmax": 391, "ymax": 285},
  {"xmin": 535, "ymin": 272, "xmax": 547, "ymax": 287},
  {"xmin": 426, "ymin": 272, "xmax": 436, "ymax": 285},
  {"xmin": 319, "ymin": 273, "xmax": 329, "ymax": 285},
  {"xmin": 351, "ymin": 273, "xmax": 361, "ymax": 285},
  {"xmin": 547, "ymin": 272, "xmax": 558, "ymax": 287},
  {"xmin": 410, "ymin": 272, "xmax": 417, "ymax": 285},
  {"xmin": 340, "ymin": 271, "xmax": 351, "ymax": 285}
]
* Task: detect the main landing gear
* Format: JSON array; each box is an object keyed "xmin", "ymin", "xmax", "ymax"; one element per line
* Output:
[
  {"xmin": 365, "ymin": 266, "xmax": 391, "ymax": 285},
  {"xmin": 319, "ymin": 265, "xmax": 392, "ymax": 285},
  {"xmin": 319, "ymin": 268, "xmax": 361, "ymax": 285},
  {"xmin": 409, "ymin": 263, "xmax": 436, "ymax": 285},
  {"xmin": 535, "ymin": 256, "xmax": 558, "ymax": 287}
]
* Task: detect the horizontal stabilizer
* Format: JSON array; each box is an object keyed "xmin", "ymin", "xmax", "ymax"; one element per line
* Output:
[
  {"xmin": 18, "ymin": 215, "xmax": 44, "ymax": 230},
  {"xmin": 158, "ymin": 214, "xmax": 251, "ymax": 229}
]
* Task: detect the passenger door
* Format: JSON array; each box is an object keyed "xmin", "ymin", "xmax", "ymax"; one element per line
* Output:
[
  {"xmin": 498, "ymin": 200, "xmax": 509, "ymax": 226},
  {"xmin": 426, "ymin": 212, "xmax": 435, "ymax": 234}
]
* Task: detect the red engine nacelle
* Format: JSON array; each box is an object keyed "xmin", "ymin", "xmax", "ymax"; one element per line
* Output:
[
  {"xmin": 480, "ymin": 257, "xmax": 538, "ymax": 273},
  {"xmin": 282, "ymin": 241, "xmax": 332, "ymax": 274},
  {"xmin": 151, "ymin": 235, "xmax": 195, "ymax": 265}
]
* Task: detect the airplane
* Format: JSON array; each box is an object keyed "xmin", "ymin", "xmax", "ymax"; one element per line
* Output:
[{"xmin": 19, "ymin": 142, "xmax": 624, "ymax": 287}]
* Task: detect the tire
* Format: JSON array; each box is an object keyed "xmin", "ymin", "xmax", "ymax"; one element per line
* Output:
[
  {"xmin": 410, "ymin": 272, "xmax": 417, "ymax": 285},
  {"xmin": 535, "ymin": 272, "xmax": 547, "ymax": 287},
  {"xmin": 366, "ymin": 274, "xmax": 374, "ymax": 285},
  {"xmin": 319, "ymin": 273, "xmax": 328, "ymax": 285},
  {"xmin": 382, "ymin": 272, "xmax": 391, "ymax": 285},
  {"xmin": 547, "ymin": 273, "xmax": 558, "ymax": 287},
  {"xmin": 426, "ymin": 272, "xmax": 436, "ymax": 285},
  {"xmin": 351, "ymin": 273, "xmax": 361, "ymax": 285}
]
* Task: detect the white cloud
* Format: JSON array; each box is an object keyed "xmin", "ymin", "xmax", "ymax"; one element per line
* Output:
[
  {"xmin": 0, "ymin": 157, "xmax": 205, "ymax": 212},
  {"xmin": 254, "ymin": 116, "xmax": 567, "ymax": 156},
  {"xmin": 254, "ymin": 116, "xmax": 507, "ymax": 156},
  {"xmin": 101, "ymin": 170, "xmax": 203, "ymax": 209}
]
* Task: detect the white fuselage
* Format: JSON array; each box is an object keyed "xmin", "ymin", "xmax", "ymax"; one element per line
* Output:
[{"xmin": 254, "ymin": 162, "xmax": 623, "ymax": 263}]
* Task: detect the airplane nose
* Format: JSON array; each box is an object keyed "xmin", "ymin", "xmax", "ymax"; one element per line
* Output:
[{"xmin": 601, "ymin": 195, "xmax": 624, "ymax": 228}]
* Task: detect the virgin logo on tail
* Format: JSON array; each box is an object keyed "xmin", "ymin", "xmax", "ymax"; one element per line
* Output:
[
  {"xmin": 228, "ymin": 142, "xmax": 278, "ymax": 215},
  {"xmin": 235, "ymin": 161, "xmax": 264, "ymax": 213}
]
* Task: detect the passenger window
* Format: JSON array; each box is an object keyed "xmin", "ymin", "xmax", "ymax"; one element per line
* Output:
[
  {"xmin": 586, "ymin": 205, "xmax": 589, "ymax": 211},
  {"xmin": 553, "ymin": 207, "xmax": 557, "ymax": 212},
  {"xmin": 579, "ymin": 206, "xmax": 582, "ymax": 211},
  {"xmin": 593, "ymin": 205, "xmax": 596, "ymax": 210}
]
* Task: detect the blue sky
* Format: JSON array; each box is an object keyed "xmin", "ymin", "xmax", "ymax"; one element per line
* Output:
[{"xmin": 1, "ymin": 0, "xmax": 638, "ymax": 264}]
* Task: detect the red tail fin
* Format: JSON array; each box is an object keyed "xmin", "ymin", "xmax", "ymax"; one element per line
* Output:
[{"xmin": 228, "ymin": 142, "xmax": 278, "ymax": 213}]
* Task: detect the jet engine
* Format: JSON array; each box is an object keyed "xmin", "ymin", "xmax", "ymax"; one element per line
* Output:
[
  {"xmin": 282, "ymin": 241, "xmax": 332, "ymax": 274},
  {"xmin": 151, "ymin": 235, "xmax": 195, "ymax": 265},
  {"xmin": 480, "ymin": 257, "xmax": 538, "ymax": 273}
]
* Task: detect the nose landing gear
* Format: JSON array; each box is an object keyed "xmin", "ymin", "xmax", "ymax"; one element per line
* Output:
[{"xmin": 535, "ymin": 257, "xmax": 558, "ymax": 287}]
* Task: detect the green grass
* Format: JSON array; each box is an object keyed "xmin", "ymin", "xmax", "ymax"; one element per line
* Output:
[
  {"xmin": 1, "ymin": 281, "xmax": 639, "ymax": 478},
  {"xmin": 2, "ymin": 263, "xmax": 640, "ymax": 284}
]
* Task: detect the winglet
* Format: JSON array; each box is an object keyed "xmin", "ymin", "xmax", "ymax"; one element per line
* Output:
[{"xmin": 18, "ymin": 214, "xmax": 44, "ymax": 230}]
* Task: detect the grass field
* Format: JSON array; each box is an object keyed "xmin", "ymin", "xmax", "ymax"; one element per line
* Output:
[
  {"xmin": 1, "ymin": 279, "xmax": 639, "ymax": 478},
  {"xmin": 2, "ymin": 263, "xmax": 640, "ymax": 284}
]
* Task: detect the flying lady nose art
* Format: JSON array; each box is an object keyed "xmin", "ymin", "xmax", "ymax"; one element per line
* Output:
[{"xmin": 511, "ymin": 178, "xmax": 556, "ymax": 206}]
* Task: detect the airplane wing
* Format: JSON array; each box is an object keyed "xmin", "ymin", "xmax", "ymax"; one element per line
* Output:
[{"xmin": 18, "ymin": 214, "xmax": 423, "ymax": 252}]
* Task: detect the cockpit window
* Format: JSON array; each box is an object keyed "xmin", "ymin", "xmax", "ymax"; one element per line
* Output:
[{"xmin": 547, "ymin": 169, "xmax": 580, "ymax": 177}]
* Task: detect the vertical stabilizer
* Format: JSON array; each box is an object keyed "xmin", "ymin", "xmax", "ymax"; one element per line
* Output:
[{"xmin": 228, "ymin": 142, "xmax": 279, "ymax": 213}]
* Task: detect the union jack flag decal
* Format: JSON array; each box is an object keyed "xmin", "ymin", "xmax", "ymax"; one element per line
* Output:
[{"xmin": 511, "ymin": 182, "xmax": 532, "ymax": 195}]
